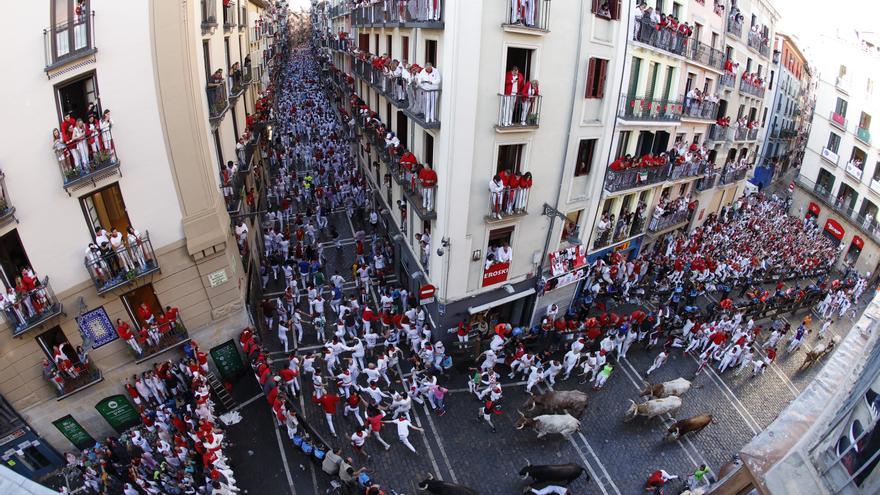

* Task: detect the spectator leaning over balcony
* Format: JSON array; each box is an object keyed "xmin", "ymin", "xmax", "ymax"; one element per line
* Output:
[
  {"xmin": 418, "ymin": 162, "xmax": 438, "ymax": 211},
  {"xmin": 489, "ymin": 174, "xmax": 505, "ymax": 219},
  {"xmin": 417, "ymin": 63, "xmax": 442, "ymax": 123},
  {"xmin": 52, "ymin": 128, "xmax": 72, "ymax": 175},
  {"xmin": 685, "ymin": 87, "xmax": 701, "ymax": 114},
  {"xmin": 502, "ymin": 66, "xmax": 524, "ymax": 126},
  {"xmin": 85, "ymin": 243, "xmax": 108, "ymax": 286},
  {"xmin": 99, "ymin": 109, "xmax": 114, "ymax": 153},
  {"xmin": 520, "ymin": 80, "xmax": 539, "ymax": 125}
]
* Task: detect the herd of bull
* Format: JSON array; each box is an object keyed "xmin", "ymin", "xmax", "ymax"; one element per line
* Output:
[{"xmin": 417, "ymin": 378, "xmax": 713, "ymax": 494}]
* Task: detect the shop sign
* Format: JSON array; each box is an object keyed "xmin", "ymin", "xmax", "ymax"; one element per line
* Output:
[
  {"xmin": 852, "ymin": 236, "xmax": 865, "ymax": 250},
  {"xmin": 482, "ymin": 262, "xmax": 510, "ymax": 287},
  {"xmin": 548, "ymin": 244, "xmax": 587, "ymax": 277},
  {"xmin": 210, "ymin": 340, "xmax": 244, "ymax": 379},
  {"xmin": 824, "ymin": 218, "xmax": 845, "ymax": 240},
  {"xmin": 95, "ymin": 395, "xmax": 140, "ymax": 433},
  {"xmin": 52, "ymin": 415, "xmax": 95, "ymax": 450}
]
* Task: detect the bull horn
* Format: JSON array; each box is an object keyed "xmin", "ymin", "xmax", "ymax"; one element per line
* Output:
[
  {"xmin": 426, "ymin": 472, "xmax": 434, "ymax": 480},
  {"xmin": 518, "ymin": 410, "xmax": 525, "ymax": 417},
  {"xmin": 524, "ymin": 457, "xmax": 531, "ymax": 467}
]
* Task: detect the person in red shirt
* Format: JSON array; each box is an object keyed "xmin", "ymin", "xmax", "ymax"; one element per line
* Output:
[
  {"xmin": 501, "ymin": 67, "xmax": 524, "ymax": 126},
  {"xmin": 137, "ymin": 302, "xmax": 155, "ymax": 325},
  {"xmin": 116, "ymin": 318, "xmax": 142, "ymax": 355},
  {"xmin": 418, "ymin": 163, "xmax": 437, "ymax": 211},
  {"xmin": 313, "ymin": 392, "xmax": 341, "ymax": 437}
]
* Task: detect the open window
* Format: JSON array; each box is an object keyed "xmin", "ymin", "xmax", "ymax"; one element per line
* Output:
[
  {"xmin": 55, "ymin": 72, "xmax": 100, "ymax": 124},
  {"xmin": 36, "ymin": 325, "xmax": 99, "ymax": 396},
  {"xmin": 497, "ymin": 144, "xmax": 524, "ymax": 175},
  {"xmin": 80, "ymin": 182, "xmax": 131, "ymax": 237},
  {"xmin": 560, "ymin": 210, "xmax": 583, "ymax": 244},
  {"xmin": 484, "ymin": 226, "xmax": 514, "ymax": 287},
  {"xmin": 121, "ymin": 284, "xmax": 163, "ymax": 329},
  {"xmin": 505, "ymin": 47, "xmax": 534, "ymax": 83},
  {"xmin": 0, "ymin": 230, "xmax": 33, "ymax": 290},
  {"xmin": 575, "ymin": 139, "xmax": 596, "ymax": 177},
  {"xmin": 120, "ymin": 283, "xmax": 188, "ymax": 357},
  {"xmin": 591, "ymin": 0, "xmax": 620, "ymax": 20}
]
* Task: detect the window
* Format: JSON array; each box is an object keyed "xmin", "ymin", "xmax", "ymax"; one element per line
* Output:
[
  {"xmin": 827, "ymin": 133, "xmax": 841, "ymax": 153},
  {"xmin": 55, "ymin": 72, "xmax": 100, "ymax": 124},
  {"xmin": 859, "ymin": 112, "xmax": 871, "ymax": 131},
  {"xmin": 213, "ymin": 129, "xmax": 224, "ymax": 168},
  {"xmin": 373, "ymin": 34, "xmax": 379, "ymax": 53},
  {"xmin": 224, "ymin": 37, "xmax": 231, "ymax": 70},
  {"xmin": 358, "ymin": 33, "xmax": 370, "ymax": 51},
  {"xmin": 585, "ymin": 58, "xmax": 608, "ymax": 98},
  {"xmin": 575, "ymin": 139, "xmax": 596, "ymax": 177},
  {"xmin": 497, "ymin": 144, "xmax": 524, "ymax": 174},
  {"xmin": 425, "ymin": 40, "xmax": 438, "ymax": 66},
  {"xmin": 36, "ymin": 326, "xmax": 80, "ymax": 369},
  {"xmin": 0, "ymin": 230, "xmax": 33, "ymax": 290},
  {"xmin": 835, "ymin": 97, "xmax": 848, "ymax": 116},
  {"xmin": 401, "ymin": 36, "xmax": 410, "ymax": 62},
  {"xmin": 616, "ymin": 130, "xmax": 631, "ymax": 158},
  {"xmin": 423, "ymin": 132, "xmax": 434, "ymax": 166},
  {"xmin": 487, "ymin": 227, "xmax": 514, "ymax": 263},
  {"xmin": 50, "ymin": 0, "xmax": 93, "ymax": 63},
  {"xmin": 80, "ymin": 183, "xmax": 131, "ymax": 237},
  {"xmin": 508, "ymin": 48, "xmax": 539, "ymax": 85},
  {"xmin": 202, "ymin": 40, "xmax": 211, "ymax": 81},
  {"xmin": 121, "ymin": 283, "xmax": 164, "ymax": 329},
  {"xmin": 591, "ymin": 0, "xmax": 620, "ymax": 20},
  {"xmin": 397, "ymin": 111, "xmax": 408, "ymax": 148},
  {"xmin": 868, "ymin": 78, "xmax": 874, "ymax": 95},
  {"xmin": 560, "ymin": 210, "xmax": 583, "ymax": 243},
  {"xmin": 386, "ymin": 35, "xmax": 392, "ymax": 58},
  {"xmin": 839, "ymin": 65, "xmax": 847, "ymax": 78}
]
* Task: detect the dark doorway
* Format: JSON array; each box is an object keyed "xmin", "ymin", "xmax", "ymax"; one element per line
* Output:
[
  {"xmin": 505, "ymin": 47, "xmax": 533, "ymax": 81},
  {"xmin": 56, "ymin": 73, "xmax": 100, "ymax": 123},
  {"xmin": 397, "ymin": 111, "xmax": 408, "ymax": 149},
  {"xmin": 0, "ymin": 230, "xmax": 33, "ymax": 289}
]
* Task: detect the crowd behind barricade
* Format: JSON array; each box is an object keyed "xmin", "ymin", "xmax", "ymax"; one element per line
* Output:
[{"xmin": 59, "ymin": 341, "xmax": 238, "ymax": 495}]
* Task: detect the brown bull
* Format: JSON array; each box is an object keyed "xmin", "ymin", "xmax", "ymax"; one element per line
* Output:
[{"xmin": 664, "ymin": 413, "xmax": 715, "ymax": 442}]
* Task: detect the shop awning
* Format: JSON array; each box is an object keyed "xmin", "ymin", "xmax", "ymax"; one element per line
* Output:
[{"xmin": 468, "ymin": 287, "xmax": 536, "ymax": 315}]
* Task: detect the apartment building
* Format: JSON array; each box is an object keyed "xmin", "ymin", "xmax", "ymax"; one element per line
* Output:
[
  {"xmin": 0, "ymin": 0, "xmax": 276, "ymax": 466},
  {"xmin": 317, "ymin": 0, "xmax": 625, "ymax": 328},
  {"xmin": 792, "ymin": 30, "xmax": 880, "ymax": 276},
  {"xmin": 590, "ymin": 0, "xmax": 778, "ymax": 259},
  {"xmin": 756, "ymin": 32, "xmax": 814, "ymax": 186}
]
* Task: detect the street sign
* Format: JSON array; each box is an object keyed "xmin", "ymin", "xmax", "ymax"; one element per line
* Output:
[
  {"xmin": 95, "ymin": 395, "xmax": 140, "ymax": 433},
  {"xmin": 419, "ymin": 284, "xmax": 436, "ymax": 305},
  {"xmin": 210, "ymin": 340, "xmax": 244, "ymax": 379},
  {"xmin": 52, "ymin": 415, "xmax": 95, "ymax": 450}
]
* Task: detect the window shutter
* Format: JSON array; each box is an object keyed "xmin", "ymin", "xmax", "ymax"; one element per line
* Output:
[
  {"xmin": 585, "ymin": 58, "xmax": 596, "ymax": 98},
  {"xmin": 591, "ymin": 0, "xmax": 599, "ymax": 14},
  {"xmin": 613, "ymin": 0, "xmax": 622, "ymax": 20},
  {"xmin": 597, "ymin": 60, "xmax": 608, "ymax": 98}
]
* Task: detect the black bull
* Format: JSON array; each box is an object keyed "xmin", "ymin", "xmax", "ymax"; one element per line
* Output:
[{"xmin": 519, "ymin": 463, "xmax": 587, "ymax": 485}]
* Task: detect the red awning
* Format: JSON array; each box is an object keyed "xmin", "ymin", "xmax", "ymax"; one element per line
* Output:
[
  {"xmin": 808, "ymin": 202, "xmax": 820, "ymax": 215},
  {"xmin": 852, "ymin": 236, "xmax": 865, "ymax": 250},
  {"xmin": 824, "ymin": 218, "xmax": 845, "ymax": 240}
]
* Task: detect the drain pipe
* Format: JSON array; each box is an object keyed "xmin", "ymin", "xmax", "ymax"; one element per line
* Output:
[{"xmin": 528, "ymin": 0, "xmax": 587, "ymax": 326}]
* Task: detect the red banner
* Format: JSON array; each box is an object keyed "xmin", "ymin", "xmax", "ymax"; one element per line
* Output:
[
  {"xmin": 548, "ymin": 245, "xmax": 588, "ymax": 277},
  {"xmin": 482, "ymin": 262, "xmax": 510, "ymax": 287},
  {"xmin": 824, "ymin": 218, "xmax": 845, "ymax": 240},
  {"xmin": 808, "ymin": 202, "xmax": 820, "ymax": 216}
]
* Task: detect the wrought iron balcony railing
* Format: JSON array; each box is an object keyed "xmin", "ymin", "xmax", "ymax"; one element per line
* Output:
[
  {"xmin": 4, "ymin": 277, "xmax": 63, "ymax": 337},
  {"xmin": 84, "ymin": 231, "xmax": 159, "ymax": 294}
]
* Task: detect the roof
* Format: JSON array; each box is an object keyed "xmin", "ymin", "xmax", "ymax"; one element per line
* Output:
[{"xmin": 0, "ymin": 467, "xmax": 59, "ymax": 494}]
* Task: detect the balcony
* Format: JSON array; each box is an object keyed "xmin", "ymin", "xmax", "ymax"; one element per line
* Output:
[
  {"xmin": 720, "ymin": 72, "xmax": 736, "ymax": 90},
  {"xmin": 727, "ymin": 15, "xmax": 743, "ymax": 38},
  {"xmin": 43, "ymin": 11, "xmax": 96, "ymax": 71},
  {"xmin": 47, "ymin": 360, "xmax": 103, "ymax": 400},
  {"xmin": 632, "ymin": 16, "xmax": 689, "ymax": 58},
  {"xmin": 241, "ymin": 63, "xmax": 253, "ymax": 86},
  {"xmin": 133, "ymin": 315, "xmax": 191, "ymax": 364},
  {"xmin": 496, "ymin": 94, "xmax": 542, "ymax": 131},
  {"xmin": 739, "ymin": 80, "xmax": 765, "ymax": 98},
  {"xmin": 4, "ymin": 277, "xmax": 63, "ymax": 337},
  {"xmin": 668, "ymin": 160, "xmax": 707, "ymax": 181},
  {"xmin": 748, "ymin": 128, "xmax": 759, "ymax": 140},
  {"xmin": 829, "ymin": 111, "xmax": 848, "ymax": 131},
  {"xmin": 747, "ymin": 32, "xmax": 770, "ymax": 58},
  {"xmin": 821, "ymin": 147, "xmax": 840, "ymax": 166},
  {"xmin": 648, "ymin": 208, "xmax": 691, "ymax": 233},
  {"xmin": 201, "ymin": 0, "xmax": 218, "ymax": 30},
  {"xmin": 0, "ymin": 172, "xmax": 15, "ymax": 226},
  {"xmin": 695, "ymin": 171, "xmax": 718, "ymax": 192},
  {"xmin": 54, "ymin": 125, "xmax": 121, "ymax": 192},
  {"xmin": 207, "ymin": 81, "xmax": 229, "ymax": 125},
  {"xmin": 592, "ymin": 215, "xmax": 646, "ymax": 250},
  {"xmin": 857, "ymin": 127, "xmax": 871, "ymax": 145},
  {"xmin": 328, "ymin": 38, "xmax": 352, "ymax": 52},
  {"xmin": 718, "ymin": 167, "xmax": 749, "ymax": 186},
  {"xmin": 351, "ymin": 0, "xmax": 444, "ymax": 28},
  {"xmin": 682, "ymin": 99, "xmax": 718, "ymax": 121},
  {"xmin": 84, "ymin": 231, "xmax": 159, "ymax": 295},
  {"xmin": 502, "ymin": 0, "xmax": 551, "ymax": 34},
  {"xmin": 403, "ymin": 87, "xmax": 441, "ymax": 130},
  {"xmin": 229, "ymin": 66, "xmax": 246, "ymax": 99},
  {"xmin": 617, "ymin": 94, "xmax": 683, "ymax": 122},
  {"xmin": 707, "ymin": 124, "xmax": 729, "ymax": 142},
  {"xmin": 604, "ymin": 164, "xmax": 671, "ymax": 193},
  {"xmin": 223, "ymin": 3, "xmax": 236, "ymax": 31},
  {"xmin": 845, "ymin": 160, "xmax": 864, "ymax": 181},
  {"xmin": 685, "ymin": 41, "xmax": 725, "ymax": 71},
  {"xmin": 486, "ymin": 186, "xmax": 530, "ymax": 222},
  {"xmin": 221, "ymin": 167, "xmax": 244, "ymax": 215}
]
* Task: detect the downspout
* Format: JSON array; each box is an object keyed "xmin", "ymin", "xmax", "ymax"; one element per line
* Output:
[{"xmin": 528, "ymin": 0, "xmax": 587, "ymax": 325}]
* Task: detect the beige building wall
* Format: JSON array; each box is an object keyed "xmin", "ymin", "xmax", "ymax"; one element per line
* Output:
[{"xmin": 0, "ymin": 0, "xmax": 268, "ymax": 449}]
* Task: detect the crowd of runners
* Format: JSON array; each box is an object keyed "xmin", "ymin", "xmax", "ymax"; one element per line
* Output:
[{"xmin": 229, "ymin": 34, "xmax": 874, "ymax": 495}]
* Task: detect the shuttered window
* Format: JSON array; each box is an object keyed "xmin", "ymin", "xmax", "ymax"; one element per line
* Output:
[{"xmin": 585, "ymin": 58, "xmax": 608, "ymax": 98}]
